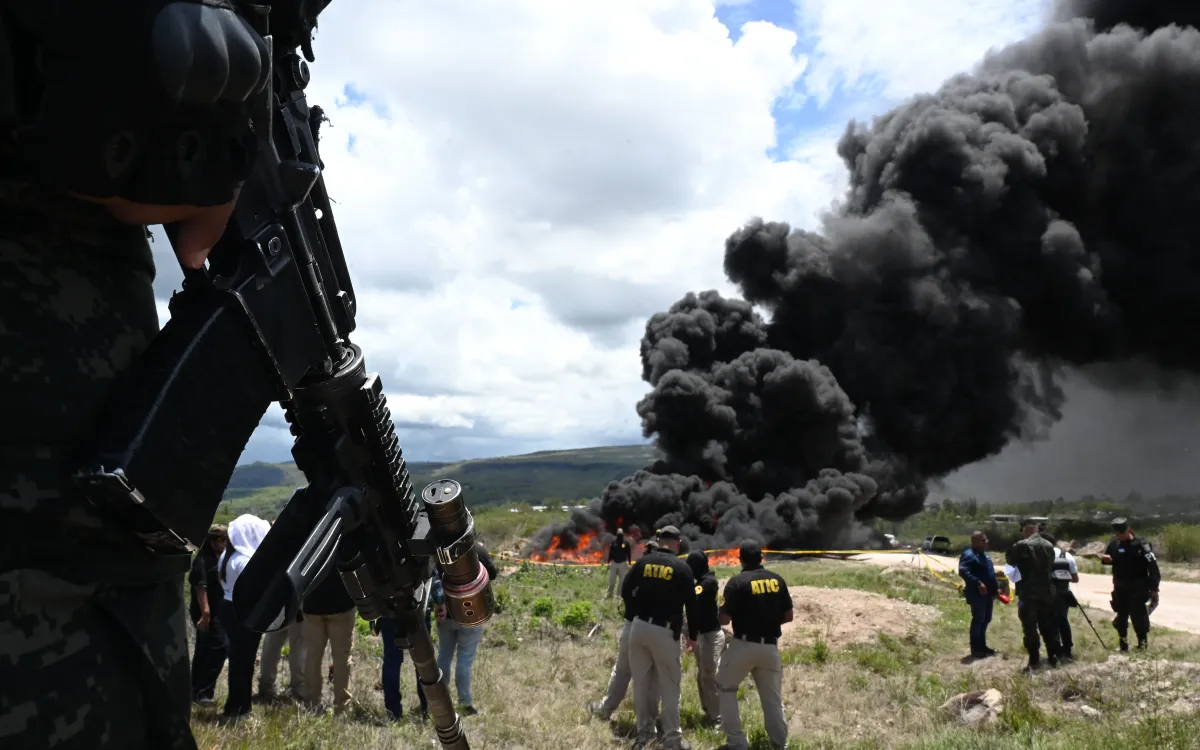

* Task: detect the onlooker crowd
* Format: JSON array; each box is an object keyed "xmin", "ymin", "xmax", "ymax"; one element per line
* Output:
[{"xmin": 188, "ymin": 513, "xmax": 497, "ymax": 722}]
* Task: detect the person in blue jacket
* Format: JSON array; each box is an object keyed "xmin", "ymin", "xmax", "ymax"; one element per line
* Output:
[{"xmin": 958, "ymin": 531, "xmax": 999, "ymax": 658}]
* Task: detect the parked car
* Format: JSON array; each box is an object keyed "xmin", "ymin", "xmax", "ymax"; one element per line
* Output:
[{"xmin": 921, "ymin": 535, "xmax": 952, "ymax": 554}]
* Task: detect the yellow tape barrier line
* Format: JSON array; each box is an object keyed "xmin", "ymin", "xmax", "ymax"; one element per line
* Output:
[{"xmin": 496, "ymin": 546, "xmax": 920, "ymax": 568}]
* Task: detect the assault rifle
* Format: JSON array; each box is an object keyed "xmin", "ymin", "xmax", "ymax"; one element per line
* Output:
[{"xmin": 72, "ymin": 4, "xmax": 491, "ymax": 748}]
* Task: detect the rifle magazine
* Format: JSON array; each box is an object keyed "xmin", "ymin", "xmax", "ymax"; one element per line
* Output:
[{"xmin": 74, "ymin": 288, "xmax": 279, "ymax": 553}]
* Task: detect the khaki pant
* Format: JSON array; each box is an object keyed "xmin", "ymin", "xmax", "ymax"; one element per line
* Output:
[
  {"xmin": 607, "ymin": 561, "xmax": 629, "ymax": 598},
  {"xmin": 303, "ymin": 609, "xmax": 357, "ymax": 710},
  {"xmin": 629, "ymin": 618, "xmax": 683, "ymax": 749},
  {"xmin": 695, "ymin": 628, "xmax": 725, "ymax": 722},
  {"xmin": 718, "ymin": 637, "xmax": 788, "ymax": 750},
  {"xmin": 259, "ymin": 618, "xmax": 306, "ymax": 699},
  {"xmin": 599, "ymin": 620, "xmax": 660, "ymax": 719}
]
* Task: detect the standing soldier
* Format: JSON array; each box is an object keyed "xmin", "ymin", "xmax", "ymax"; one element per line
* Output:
[
  {"xmin": 1045, "ymin": 533, "xmax": 1079, "ymax": 662},
  {"xmin": 715, "ymin": 541, "xmax": 791, "ymax": 750},
  {"xmin": 686, "ymin": 550, "xmax": 723, "ymax": 727},
  {"xmin": 622, "ymin": 526, "xmax": 697, "ymax": 750},
  {"xmin": 1006, "ymin": 519, "xmax": 1062, "ymax": 671},
  {"xmin": 188, "ymin": 524, "xmax": 228, "ymax": 704},
  {"xmin": 607, "ymin": 528, "xmax": 633, "ymax": 599},
  {"xmin": 1100, "ymin": 518, "xmax": 1161, "ymax": 651},
  {"xmin": 0, "ymin": 5, "xmax": 268, "ymax": 748}
]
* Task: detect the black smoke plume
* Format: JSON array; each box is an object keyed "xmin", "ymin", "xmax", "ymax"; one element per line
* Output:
[{"xmin": 530, "ymin": 1, "xmax": 1200, "ymax": 556}]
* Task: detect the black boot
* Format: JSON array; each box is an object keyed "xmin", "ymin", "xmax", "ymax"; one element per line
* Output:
[
  {"xmin": 1137, "ymin": 636, "xmax": 1148, "ymax": 650},
  {"xmin": 1025, "ymin": 653, "xmax": 1041, "ymax": 673},
  {"xmin": 1119, "ymin": 638, "xmax": 1129, "ymax": 653}
]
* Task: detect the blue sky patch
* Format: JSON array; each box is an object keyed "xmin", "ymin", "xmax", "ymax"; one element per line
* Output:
[
  {"xmin": 336, "ymin": 82, "xmax": 391, "ymax": 120},
  {"xmin": 714, "ymin": 0, "xmax": 880, "ymax": 162}
]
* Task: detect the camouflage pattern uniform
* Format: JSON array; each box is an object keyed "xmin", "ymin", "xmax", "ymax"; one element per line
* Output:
[{"xmin": 0, "ymin": 178, "xmax": 197, "ymax": 749}]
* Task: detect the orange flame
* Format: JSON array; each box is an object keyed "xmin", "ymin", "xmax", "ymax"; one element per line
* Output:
[
  {"xmin": 705, "ymin": 549, "xmax": 741, "ymax": 567},
  {"xmin": 530, "ymin": 531, "xmax": 606, "ymax": 564}
]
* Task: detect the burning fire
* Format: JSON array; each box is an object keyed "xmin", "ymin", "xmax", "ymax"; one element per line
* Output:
[
  {"xmin": 530, "ymin": 531, "xmax": 604, "ymax": 564},
  {"xmin": 528, "ymin": 531, "xmax": 744, "ymax": 568},
  {"xmin": 705, "ymin": 549, "xmax": 741, "ymax": 567}
]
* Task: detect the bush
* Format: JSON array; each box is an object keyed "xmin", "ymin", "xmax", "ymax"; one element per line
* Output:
[
  {"xmin": 556, "ymin": 600, "xmax": 593, "ymax": 630},
  {"xmin": 531, "ymin": 597, "xmax": 554, "ymax": 617},
  {"xmin": 1160, "ymin": 524, "xmax": 1200, "ymax": 562}
]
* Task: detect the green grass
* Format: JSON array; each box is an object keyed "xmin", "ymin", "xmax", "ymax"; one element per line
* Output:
[
  {"xmin": 1161, "ymin": 524, "xmax": 1200, "ymax": 563},
  {"xmin": 188, "ymin": 555, "xmax": 1200, "ymax": 750}
]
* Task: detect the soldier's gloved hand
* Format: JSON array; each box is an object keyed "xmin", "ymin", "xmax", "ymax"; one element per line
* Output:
[
  {"xmin": 25, "ymin": 1, "xmax": 271, "ymax": 264},
  {"xmin": 1149, "ymin": 591, "xmax": 1160, "ymax": 614}
]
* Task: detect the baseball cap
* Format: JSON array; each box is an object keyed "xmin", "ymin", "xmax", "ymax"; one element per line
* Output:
[
  {"xmin": 642, "ymin": 540, "xmax": 659, "ymax": 553},
  {"xmin": 208, "ymin": 523, "xmax": 228, "ymax": 537},
  {"xmin": 657, "ymin": 525, "xmax": 681, "ymax": 540},
  {"xmin": 1021, "ymin": 518, "xmax": 1039, "ymax": 528},
  {"xmin": 616, "ymin": 527, "xmax": 624, "ymax": 535},
  {"xmin": 1112, "ymin": 517, "xmax": 1129, "ymax": 532}
]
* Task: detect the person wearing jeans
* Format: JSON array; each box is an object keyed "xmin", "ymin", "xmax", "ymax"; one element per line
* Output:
[
  {"xmin": 958, "ymin": 530, "xmax": 999, "ymax": 658},
  {"xmin": 302, "ymin": 570, "xmax": 357, "ymax": 712},
  {"xmin": 436, "ymin": 619, "xmax": 485, "ymax": 713},
  {"xmin": 435, "ymin": 542, "xmax": 498, "ymax": 714},
  {"xmin": 378, "ymin": 606, "xmax": 435, "ymax": 720}
]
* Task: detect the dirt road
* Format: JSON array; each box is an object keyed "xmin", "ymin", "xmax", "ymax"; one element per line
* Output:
[{"xmin": 849, "ymin": 552, "xmax": 1200, "ymax": 635}]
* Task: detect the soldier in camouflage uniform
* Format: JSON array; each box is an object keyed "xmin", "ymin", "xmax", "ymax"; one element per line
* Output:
[{"xmin": 0, "ymin": 5, "xmax": 267, "ymax": 748}]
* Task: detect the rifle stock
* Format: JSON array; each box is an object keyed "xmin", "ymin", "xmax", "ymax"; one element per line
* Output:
[{"xmin": 73, "ymin": 5, "xmax": 489, "ymax": 748}]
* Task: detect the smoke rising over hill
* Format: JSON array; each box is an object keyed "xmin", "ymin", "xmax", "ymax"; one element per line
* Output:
[{"xmin": 531, "ymin": 1, "xmax": 1200, "ymax": 556}]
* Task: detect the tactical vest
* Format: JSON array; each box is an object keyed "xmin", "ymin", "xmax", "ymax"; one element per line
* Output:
[{"xmin": 1051, "ymin": 548, "xmax": 1073, "ymax": 593}]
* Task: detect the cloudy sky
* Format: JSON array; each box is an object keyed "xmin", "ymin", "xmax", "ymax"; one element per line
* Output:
[{"xmin": 149, "ymin": 0, "xmax": 1200, "ymax": 500}]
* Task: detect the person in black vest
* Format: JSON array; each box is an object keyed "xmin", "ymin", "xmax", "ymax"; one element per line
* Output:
[
  {"xmin": 188, "ymin": 524, "xmax": 228, "ymax": 704},
  {"xmin": 622, "ymin": 526, "xmax": 697, "ymax": 750},
  {"xmin": 606, "ymin": 528, "xmax": 633, "ymax": 598},
  {"xmin": 715, "ymin": 541, "xmax": 791, "ymax": 750},
  {"xmin": 686, "ymin": 550, "xmax": 723, "ymax": 726},
  {"xmin": 1101, "ymin": 518, "xmax": 1161, "ymax": 651},
  {"xmin": 1042, "ymin": 533, "xmax": 1079, "ymax": 662}
]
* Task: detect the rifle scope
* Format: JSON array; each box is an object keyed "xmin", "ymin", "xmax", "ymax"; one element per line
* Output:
[{"xmin": 422, "ymin": 479, "xmax": 495, "ymax": 627}]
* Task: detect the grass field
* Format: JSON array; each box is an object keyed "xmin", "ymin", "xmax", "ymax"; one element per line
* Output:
[{"xmin": 189, "ymin": 551, "xmax": 1200, "ymax": 750}]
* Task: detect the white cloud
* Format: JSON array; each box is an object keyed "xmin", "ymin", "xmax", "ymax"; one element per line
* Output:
[
  {"xmin": 151, "ymin": 0, "xmax": 1056, "ymax": 464},
  {"xmin": 793, "ymin": 0, "xmax": 1053, "ymax": 106}
]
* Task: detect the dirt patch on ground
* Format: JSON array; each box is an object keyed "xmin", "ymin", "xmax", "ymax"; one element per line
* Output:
[
  {"xmin": 779, "ymin": 586, "xmax": 939, "ymax": 649},
  {"xmin": 1043, "ymin": 655, "xmax": 1200, "ymax": 717}
]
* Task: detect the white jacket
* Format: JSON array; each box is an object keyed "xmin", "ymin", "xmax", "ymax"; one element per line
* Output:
[{"xmin": 220, "ymin": 514, "xmax": 271, "ymax": 601}]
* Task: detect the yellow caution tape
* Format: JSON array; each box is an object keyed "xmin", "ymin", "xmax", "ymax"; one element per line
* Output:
[{"xmin": 497, "ymin": 546, "xmax": 948, "ymax": 568}]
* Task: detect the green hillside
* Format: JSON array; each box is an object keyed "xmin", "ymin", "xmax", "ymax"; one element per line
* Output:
[{"xmin": 217, "ymin": 444, "xmax": 659, "ymax": 521}]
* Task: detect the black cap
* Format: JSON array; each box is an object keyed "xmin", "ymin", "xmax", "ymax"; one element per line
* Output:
[
  {"xmin": 657, "ymin": 525, "xmax": 681, "ymax": 540},
  {"xmin": 1021, "ymin": 518, "xmax": 1039, "ymax": 528},
  {"xmin": 739, "ymin": 540, "xmax": 763, "ymax": 562},
  {"xmin": 1112, "ymin": 517, "xmax": 1129, "ymax": 532},
  {"xmin": 642, "ymin": 540, "xmax": 659, "ymax": 554},
  {"xmin": 616, "ymin": 527, "xmax": 624, "ymax": 535}
]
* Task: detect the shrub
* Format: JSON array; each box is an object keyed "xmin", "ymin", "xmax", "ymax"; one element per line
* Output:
[
  {"xmin": 531, "ymin": 597, "xmax": 554, "ymax": 617},
  {"xmin": 1160, "ymin": 524, "xmax": 1200, "ymax": 562},
  {"xmin": 556, "ymin": 600, "xmax": 593, "ymax": 630}
]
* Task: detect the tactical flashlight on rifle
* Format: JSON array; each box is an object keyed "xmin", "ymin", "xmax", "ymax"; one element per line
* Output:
[{"xmin": 69, "ymin": 3, "xmax": 490, "ymax": 748}]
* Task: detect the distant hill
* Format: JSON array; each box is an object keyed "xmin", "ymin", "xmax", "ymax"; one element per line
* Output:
[{"xmin": 221, "ymin": 444, "xmax": 660, "ymax": 519}]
